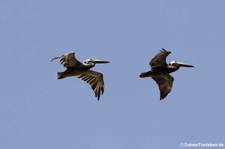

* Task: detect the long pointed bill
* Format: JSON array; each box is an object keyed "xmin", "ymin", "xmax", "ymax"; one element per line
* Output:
[
  {"xmin": 176, "ymin": 61, "xmax": 194, "ymax": 67},
  {"xmin": 91, "ymin": 59, "xmax": 110, "ymax": 64}
]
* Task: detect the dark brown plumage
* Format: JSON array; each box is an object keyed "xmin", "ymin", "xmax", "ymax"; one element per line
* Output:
[
  {"xmin": 140, "ymin": 48, "xmax": 194, "ymax": 100},
  {"xmin": 51, "ymin": 52, "xmax": 110, "ymax": 100},
  {"xmin": 149, "ymin": 48, "xmax": 171, "ymax": 69}
]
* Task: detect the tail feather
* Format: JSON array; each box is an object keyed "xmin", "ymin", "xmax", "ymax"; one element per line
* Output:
[
  {"xmin": 57, "ymin": 72, "xmax": 64, "ymax": 79},
  {"xmin": 139, "ymin": 71, "xmax": 151, "ymax": 78}
]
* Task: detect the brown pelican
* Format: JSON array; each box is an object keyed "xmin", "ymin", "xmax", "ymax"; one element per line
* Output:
[
  {"xmin": 139, "ymin": 48, "xmax": 194, "ymax": 100},
  {"xmin": 51, "ymin": 52, "xmax": 110, "ymax": 100}
]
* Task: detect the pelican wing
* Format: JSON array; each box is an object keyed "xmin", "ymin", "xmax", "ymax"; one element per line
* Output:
[
  {"xmin": 149, "ymin": 48, "xmax": 171, "ymax": 69},
  {"xmin": 51, "ymin": 52, "xmax": 82, "ymax": 68},
  {"xmin": 151, "ymin": 73, "xmax": 174, "ymax": 100},
  {"xmin": 76, "ymin": 70, "xmax": 104, "ymax": 100}
]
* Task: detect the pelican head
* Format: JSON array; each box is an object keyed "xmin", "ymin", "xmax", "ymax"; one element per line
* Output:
[
  {"xmin": 84, "ymin": 58, "xmax": 110, "ymax": 65},
  {"xmin": 169, "ymin": 60, "xmax": 194, "ymax": 67}
]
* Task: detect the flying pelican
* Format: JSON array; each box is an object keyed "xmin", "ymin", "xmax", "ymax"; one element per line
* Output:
[
  {"xmin": 139, "ymin": 48, "xmax": 194, "ymax": 100},
  {"xmin": 51, "ymin": 52, "xmax": 110, "ymax": 100}
]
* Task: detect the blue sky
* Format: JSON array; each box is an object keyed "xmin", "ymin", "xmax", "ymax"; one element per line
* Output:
[{"xmin": 1, "ymin": 0, "xmax": 225, "ymax": 148}]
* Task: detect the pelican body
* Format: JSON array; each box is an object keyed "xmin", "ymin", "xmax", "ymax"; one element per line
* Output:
[
  {"xmin": 140, "ymin": 48, "xmax": 194, "ymax": 100},
  {"xmin": 51, "ymin": 52, "xmax": 110, "ymax": 100}
]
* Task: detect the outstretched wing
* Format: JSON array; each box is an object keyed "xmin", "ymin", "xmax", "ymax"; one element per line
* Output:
[
  {"xmin": 149, "ymin": 48, "xmax": 171, "ymax": 69},
  {"xmin": 76, "ymin": 70, "xmax": 104, "ymax": 100},
  {"xmin": 151, "ymin": 73, "xmax": 174, "ymax": 100},
  {"xmin": 51, "ymin": 52, "xmax": 82, "ymax": 68}
]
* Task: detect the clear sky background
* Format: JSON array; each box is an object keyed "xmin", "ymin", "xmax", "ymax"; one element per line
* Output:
[{"xmin": 1, "ymin": 0, "xmax": 225, "ymax": 149}]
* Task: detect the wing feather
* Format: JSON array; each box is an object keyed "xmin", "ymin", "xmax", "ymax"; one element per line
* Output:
[
  {"xmin": 51, "ymin": 52, "xmax": 82, "ymax": 68},
  {"xmin": 76, "ymin": 70, "xmax": 104, "ymax": 100},
  {"xmin": 151, "ymin": 73, "xmax": 174, "ymax": 100},
  {"xmin": 149, "ymin": 48, "xmax": 171, "ymax": 69}
]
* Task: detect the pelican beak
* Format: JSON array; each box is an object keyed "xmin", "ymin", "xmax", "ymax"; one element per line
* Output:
[
  {"xmin": 91, "ymin": 59, "xmax": 110, "ymax": 64},
  {"xmin": 176, "ymin": 61, "xmax": 194, "ymax": 67}
]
